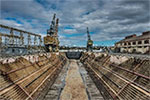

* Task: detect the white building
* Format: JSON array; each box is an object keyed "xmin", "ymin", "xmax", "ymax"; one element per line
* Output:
[{"xmin": 115, "ymin": 31, "xmax": 150, "ymax": 54}]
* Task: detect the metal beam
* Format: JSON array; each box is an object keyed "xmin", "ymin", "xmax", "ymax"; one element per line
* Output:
[{"xmin": 0, "ymin": 24, "xmax": 41, "ymax": 36}]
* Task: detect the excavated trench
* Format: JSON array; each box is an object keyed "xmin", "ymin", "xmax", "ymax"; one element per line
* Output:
[{"xmin": 0, "ymin": 52, "xmax": 150, "ymax": 100}]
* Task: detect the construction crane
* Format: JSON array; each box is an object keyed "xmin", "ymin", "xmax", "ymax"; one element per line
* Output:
[
  {"xmin": 86, "ymin": 27, "xmax": 93, "ymax": 51},
  {"xmin": 44, "ymin": 14, "xmax": 59, "ymax": 52}
]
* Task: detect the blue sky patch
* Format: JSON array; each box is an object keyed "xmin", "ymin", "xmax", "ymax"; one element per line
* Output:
[{"xmin": 5, "ymin": 17, "xmax": 23, "ymax": 24}]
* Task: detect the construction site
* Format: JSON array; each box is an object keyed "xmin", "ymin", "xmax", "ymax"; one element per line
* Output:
[{"xmin": 0, "ymin": 13, "xmax": 150, "ymax": 100}]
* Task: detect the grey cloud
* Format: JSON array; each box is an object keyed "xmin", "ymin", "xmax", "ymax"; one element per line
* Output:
[
  {"xmin": 1, "ymin": 0, "xmax": 52, "ymax": 21},
  {"xmin": 0, "ymin": 0, "xmax": 150, "ymax": 46}
]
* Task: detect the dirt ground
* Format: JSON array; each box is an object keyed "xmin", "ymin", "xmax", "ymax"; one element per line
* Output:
[{"xmin": 60, "ymin": 60, "xmax": 88, "ymax": 100}]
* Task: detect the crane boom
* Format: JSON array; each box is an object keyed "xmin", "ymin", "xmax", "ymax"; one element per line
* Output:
[
  {"xmin": 87, "ymin": 27, "xmax": 91, "ymax": 40},
  {"xmin": 44, "ymin": 14, "xmax": 59, "ymax": 52},
  {"xmin": 86, "ymin": 27, "xmax": 93, "ymax": 51}
]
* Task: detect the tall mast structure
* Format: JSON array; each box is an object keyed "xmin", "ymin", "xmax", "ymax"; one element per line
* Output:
[
  {"xmin": 44, "ymin": 14, "xmax": 59, "ymax": 52},
  {"xmin": 86, "ymin": 27, "xmax": 93, "ymax": 51}
]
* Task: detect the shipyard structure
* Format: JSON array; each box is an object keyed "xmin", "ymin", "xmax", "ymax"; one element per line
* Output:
[
  {"xmin": 44, "ymin": 14, "xmax": 59, "ymax": 52},
  {"xmin": 0, "ymin": 14, "xmax": 150, "ymax": 100}
]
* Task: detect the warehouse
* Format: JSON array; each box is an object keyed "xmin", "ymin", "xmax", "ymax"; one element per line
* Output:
[{"xmin": 115, "ymin": 31, "xmax": 150, "ymax": 54}]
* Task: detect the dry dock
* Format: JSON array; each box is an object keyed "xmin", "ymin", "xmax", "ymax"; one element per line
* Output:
[{"xmin": 0, "ymin": 52, "xmax": 150, "ymax": 100}]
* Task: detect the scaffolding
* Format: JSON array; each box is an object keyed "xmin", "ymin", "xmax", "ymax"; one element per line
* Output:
[{"xmin": 0, "ymin": 24, "xmax": 44, "ymax": 57}]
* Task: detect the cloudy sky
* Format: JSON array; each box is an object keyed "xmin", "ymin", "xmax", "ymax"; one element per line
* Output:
[{"xmin": 0, "ymin": 0, "xmax": 150, "ymax": 46}]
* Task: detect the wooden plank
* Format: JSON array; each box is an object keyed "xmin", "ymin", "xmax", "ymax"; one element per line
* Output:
[{"xmin": 26, "ymin": 60, "xmax": 63, "ymax": 100}]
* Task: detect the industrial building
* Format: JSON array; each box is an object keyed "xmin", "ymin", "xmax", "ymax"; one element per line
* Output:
[{"xmin": 115, "ymin": 31, "xmax": 150, "ymax": 54}]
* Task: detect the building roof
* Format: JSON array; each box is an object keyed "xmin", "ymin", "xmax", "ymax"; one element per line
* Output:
[{"xmin": 116, "ymin": 31, "xmax": 150, "ymax": 44}]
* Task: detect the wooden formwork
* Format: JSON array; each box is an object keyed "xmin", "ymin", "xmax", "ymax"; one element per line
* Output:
[
  {"xmin": 80, "ymin": 53, "xmax": 150, "ymax": 100},
  {"xmin": 0, "ymin": 53, "xmax": 67, "ymax": 100}
]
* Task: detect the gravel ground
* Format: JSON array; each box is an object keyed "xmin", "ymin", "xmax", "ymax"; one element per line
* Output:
[{"xmin": 60, "ymin": 60, "xmax": 88, "ymax": 100}]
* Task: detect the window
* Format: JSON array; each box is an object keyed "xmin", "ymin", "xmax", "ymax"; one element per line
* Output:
[
  {"xmin": 138, "ymin": 41, "xmax": 142, "ymax": 44},
  {"xmin": 12, "ymin": 49, "xmax": 15, "ymax": 53},
  {"xmin": 138, "ymin": 46, "xmax": 142, "ymax": 48},
  {"xmin": 124, "ymin": 42, "xmax": 127, "ymax": 45},
  {"xmin": 133, "ymin": 42, "xmax": 136, "ymax": 45},
  {"xmin": 144, "ymin": 40, "xmax": 149, "ymax": 44},
  {"xmin": 128, "ymin": 42, "xmax": 131, "ymax": 45}
]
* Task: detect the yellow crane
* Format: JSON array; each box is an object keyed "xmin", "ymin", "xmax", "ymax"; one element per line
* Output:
[
  {"xmin": 86, "ymin": 27, "xmax": 93, "ymax": 51},
  {"xmin": 44, "ymin": 14, "xmax": 59, "ymax": 52}
]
